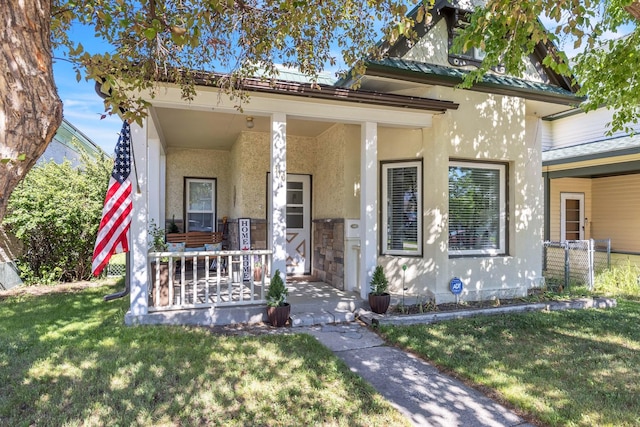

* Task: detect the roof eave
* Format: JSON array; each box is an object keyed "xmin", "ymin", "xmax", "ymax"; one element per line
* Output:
[{"xmin": 188, "ymin": 72, "xmax": 460, "ymax": 113}]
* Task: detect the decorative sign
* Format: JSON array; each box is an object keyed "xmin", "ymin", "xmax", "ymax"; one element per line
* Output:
[
  {"xmin": 450, "ymin": 277, "xmax": 463, "ymax": 295},
  {"xmin": 238, "ymin": 218, "xmax": 251, "ymax": 281}
]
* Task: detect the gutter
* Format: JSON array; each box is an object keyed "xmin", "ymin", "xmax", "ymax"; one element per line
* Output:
[{"xmin": 190, "ymin": 73, "xmax": 459, "ymax": 113}]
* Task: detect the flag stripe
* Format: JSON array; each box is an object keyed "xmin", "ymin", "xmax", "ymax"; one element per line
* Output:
[
  {"xmin": 92, "ymin": 121, "xmax": 134, "ymax": 276},
  {"xmin": 92, "ymin": 188, "xmax": 132, "ymax": 269}
]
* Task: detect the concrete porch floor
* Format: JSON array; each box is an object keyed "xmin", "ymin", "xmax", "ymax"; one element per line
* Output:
[
  {"xmin": 285, "ymin": 277, "xmax": 365, "ymax": 327},
  {"xmin": 126, "ymin": 278, "xmax": 366, "ymax": 327}
]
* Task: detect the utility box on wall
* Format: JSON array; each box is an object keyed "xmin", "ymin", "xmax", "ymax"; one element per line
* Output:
[{"xmin": 344, "ymin": 219, "xmax": 361, "ymax": 294}]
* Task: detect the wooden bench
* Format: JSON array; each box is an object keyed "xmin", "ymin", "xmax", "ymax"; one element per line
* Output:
[{"xmin": 166, "ymin": 231, "xmax": 223, "ymax": 249}]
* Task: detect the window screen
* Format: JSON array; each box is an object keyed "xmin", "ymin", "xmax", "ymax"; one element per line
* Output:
[{"xmin": 382, "ymin": 161, "xmax": 422, "ymax": 256}]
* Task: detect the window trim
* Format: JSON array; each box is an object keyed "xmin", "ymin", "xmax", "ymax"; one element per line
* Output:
[
  {"xmin": 381, "ymin": 160, "xmax": 423, "ymax": 257},
  {"xmin": 184, "ymin": 177, "xmax": 217, "ymax": 232},
  {"xmin": 448, "ymin": 160, "xmax": 507, "ymax": 257}
]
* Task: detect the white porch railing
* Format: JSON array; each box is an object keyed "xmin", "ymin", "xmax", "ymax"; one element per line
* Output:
[{"xmin": 147, "ymin": 250, "xmax": 272, "ymax": 311}]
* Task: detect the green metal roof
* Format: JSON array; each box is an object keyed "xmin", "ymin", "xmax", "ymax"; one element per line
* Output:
[{"xmin": 355, "ymin": 58, "xmax": 582, "ymax": 105}]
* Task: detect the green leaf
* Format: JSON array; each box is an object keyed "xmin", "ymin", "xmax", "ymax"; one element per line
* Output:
[{"xmin": 144, "ymin": 27, "xmax": 157, "ymax": 41}]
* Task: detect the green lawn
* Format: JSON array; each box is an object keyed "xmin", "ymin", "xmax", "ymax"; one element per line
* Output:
[
  {"xmin": 378, "ymin": 298, "xmax": 640, "ymax": 426},
  {"xmin": 0, "ymin": 281, "xmax": 408, "ymax": 427}
]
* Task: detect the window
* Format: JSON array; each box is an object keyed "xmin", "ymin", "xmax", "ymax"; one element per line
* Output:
[
  {"xmin": 382, "ymin": 161, "xmax": 422, "ymax": 256},
  {"xmin": 449, "ymin": 161, "xmax": 507, "ymax": 256},
  {"xmin": 445, "ymin": 8, "xmax": 505, "ymax": 73},
  {"xmin": 449, "ymin": 27, "xmax": 486, "ymax": 64},
  {"xmin": 185, "ymin": 178, "xmax": 216, "ymax": 232}
]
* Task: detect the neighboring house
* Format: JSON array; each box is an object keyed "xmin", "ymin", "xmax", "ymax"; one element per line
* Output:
[
  {"xmin": 0, "ymin": 118, "xmax": 104, "ymax": 290},
  {"xmin": 125, "ymin": 0, "xmax": 583, "ymax": 325},
  {"xmin": 542, "ymin": 107, "xmax": 640, "ymax": 267},
  {"xmin": 38, "ymin": 118, "xmax": 105, "ymax": 166}
]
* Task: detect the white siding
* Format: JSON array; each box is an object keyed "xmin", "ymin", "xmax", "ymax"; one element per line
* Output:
[{"xmin": 546, "ymin": 108, "xmax": 640, "ymax": 149}]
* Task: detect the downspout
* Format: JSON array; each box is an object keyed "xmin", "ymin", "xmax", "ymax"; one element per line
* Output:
[{"xmin": 104, "ymin": 251, "xmax": 131, "ymax": 301}]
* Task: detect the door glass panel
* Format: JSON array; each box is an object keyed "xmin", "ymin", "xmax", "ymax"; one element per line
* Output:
[
  {"xmin": 287, "ymin": 214, "xmax": 304, "ymax": 228},
  {"xmin": 562, "ymin": 194, "xmax": 583, "ymax": 241},
  {"xmin": 287, "ymin": 207, "xmax": 303, "ymax": 228}
]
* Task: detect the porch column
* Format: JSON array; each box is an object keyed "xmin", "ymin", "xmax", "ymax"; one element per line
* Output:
[
  {"xmin": 147, "ymin": 138, "xmax": 162, "ymax": 226},
  {"xmin": 129, "ymin": 120, "xmax": 149, "ymax": 316},
  {"xmin": 270, "ymin": 112, "xmax": 287, "ymax": 279},
  {"xmin": 360, "ymin": 121, "xmax": 378, "ymax": 299}
]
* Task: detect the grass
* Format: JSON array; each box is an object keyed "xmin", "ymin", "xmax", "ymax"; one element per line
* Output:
[
  {"xmin": 378, "ymin": 266, "xmax": 640, "ymax": 427},
  {"xmin": 0, "ymin": 281, "xmax": 409, "ymax": 427}
]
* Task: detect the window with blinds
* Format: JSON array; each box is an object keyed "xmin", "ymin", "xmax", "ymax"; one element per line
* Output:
[
  {"xmin": 381, "ymin": 161, "xmax": 422, "ymax": 256},
  {"xmin": 448, "ymin": 161, "xmax": 506, "ymax": 256}
]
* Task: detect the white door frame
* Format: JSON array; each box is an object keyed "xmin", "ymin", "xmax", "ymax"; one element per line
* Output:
[
  {"xmin": 560, "ymin": 192, "xmax": 585, "ymax": 241},
  {"xmin": 268, "ymin": 173, "xmax": 312, "ymax": 275}
]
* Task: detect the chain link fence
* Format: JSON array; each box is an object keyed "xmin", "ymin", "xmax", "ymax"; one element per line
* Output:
[{"xmin": 542, "ymin": 239, "xmax": 610, "ymax": 291}]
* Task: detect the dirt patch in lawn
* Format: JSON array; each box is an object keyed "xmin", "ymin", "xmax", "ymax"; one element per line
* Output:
[{"xmin": 0, "ymin": 281, "xmax": 107, "ymax": 300}]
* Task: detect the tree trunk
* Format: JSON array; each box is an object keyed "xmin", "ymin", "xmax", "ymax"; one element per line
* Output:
[
  {"xmin": 626, "ymin": 1, "xmax": 640, "ymax": 21},
  {"xmin": 0, "ymin": 0, "xmax": 63, "ymax": 221}
]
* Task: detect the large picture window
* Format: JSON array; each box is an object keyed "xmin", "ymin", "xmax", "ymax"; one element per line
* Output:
[
  {"xmin": 382, "ymin": 161, "xmax": 422, "ymax": 256},
  {"xmin": 185, "ymin": 178, "xmax": 216, "ymax": 232},
  {"xmin": 449, "ymin": 161, "xmax": 507, "ymax": 256}
]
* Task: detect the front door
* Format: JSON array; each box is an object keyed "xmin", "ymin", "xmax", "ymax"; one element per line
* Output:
[
  {"xmin": 560, "ymin": 192, "xmax": 585, "ymax": 241},
  {"xmin": 268, "ymin": 174, "xmax": 312, "ymax": 275},
  {"xmin": 285, "ymin": 175, "xmax": 311, "ymax": 275}
]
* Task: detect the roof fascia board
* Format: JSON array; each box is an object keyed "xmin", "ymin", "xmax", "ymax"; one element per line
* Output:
[
  {"xmin": 236, "ymin": 77, "xmax": 458, "ymax": 112},
  {"xmin": 545, "ymin": 160, "xmax": 640, "ymax": 178},
  {"xmin": 147, "ymin": 85, "xmax": 441, "ymax": 128},
  {"xmin": 543, "ymin": 147, "xmax": 640, "ymax": 167}
]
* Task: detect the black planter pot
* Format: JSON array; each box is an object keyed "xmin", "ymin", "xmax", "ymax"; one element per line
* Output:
[
  {"xmin": 267, "ymin": 303, "xmax": 291, "ymax": 327},
  {"xmin": 368, "ymin": 293, "xmax": 391, "ymax": 314}
]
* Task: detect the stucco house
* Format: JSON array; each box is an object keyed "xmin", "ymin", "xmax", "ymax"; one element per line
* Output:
[
  {"xmin": 542, "ymin": 107, "xmax": 640, "ymax": 267},
  {"xmin": 124, "ymin": 0, "xmax": 583, "ymax": 326}
]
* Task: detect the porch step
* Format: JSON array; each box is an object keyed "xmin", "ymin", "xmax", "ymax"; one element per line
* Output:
[{"xmin": 290, "ymin": 309, "xmax": 357, "ymax": 327}]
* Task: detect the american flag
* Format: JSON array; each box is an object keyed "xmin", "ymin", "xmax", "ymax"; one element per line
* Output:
[{"xmin": 92, "ymin": 121, "xmax": 133, "ymax": 276}]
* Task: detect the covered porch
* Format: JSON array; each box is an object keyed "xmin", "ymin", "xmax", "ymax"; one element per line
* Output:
[
  {"xmin": 127, "ymin": 268, "xmax": 365, "ymax": 327},
  {"xmin": 123, "ymin": 77, "xmax": 457, "ymax": 326}
]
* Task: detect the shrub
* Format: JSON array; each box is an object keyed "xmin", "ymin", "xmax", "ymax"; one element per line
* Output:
[
  {"xmin": 266, "ymin": 269, "xmax": 288, "ymax": 307},
  {"xmin": 370, "ymin": 265, "xmax": 389, "ymax": 295},
  {"xmin": 3, "ymin": 153, "xmax": 111, "ymax": 283}
]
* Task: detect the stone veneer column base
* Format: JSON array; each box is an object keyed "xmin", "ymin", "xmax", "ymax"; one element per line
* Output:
[{"xmin": 312, "ymin": 219, "xmax": 345, "ymax": 290}]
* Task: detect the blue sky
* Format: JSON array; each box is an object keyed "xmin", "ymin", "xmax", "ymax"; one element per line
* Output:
[{"xmin": 53, "ymin": 59, "xmax": 124, "ymax": 154}]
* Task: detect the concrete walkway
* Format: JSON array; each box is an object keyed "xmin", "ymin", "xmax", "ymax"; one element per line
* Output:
[{"xmin": 300, "ymin": 323, "xmax": 535, "ymax": 427}]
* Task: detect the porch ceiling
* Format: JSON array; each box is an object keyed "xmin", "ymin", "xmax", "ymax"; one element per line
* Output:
[{"xmin": 153, "ymin": 107, "xmax": 336, "ymax": 150}]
